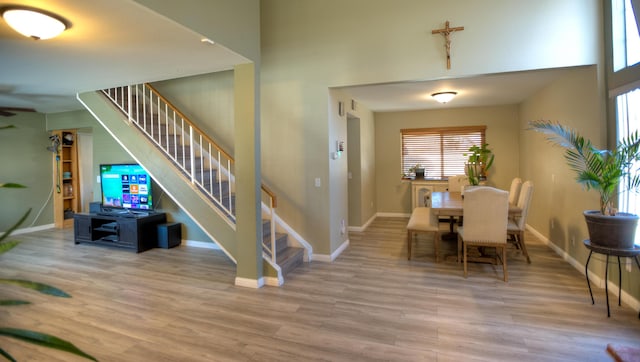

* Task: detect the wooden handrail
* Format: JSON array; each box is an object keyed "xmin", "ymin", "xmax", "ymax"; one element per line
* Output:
[
  {"xmin": 261, "ymin": 183, "xmax": 277, "ymax": 208},
  {"xmin": 144, "ymin": 83, "xmax": 277, "ymax": 208},
  {"xmin": 144, "ymin": 83, "xmax": 234, "ymax": 162}
]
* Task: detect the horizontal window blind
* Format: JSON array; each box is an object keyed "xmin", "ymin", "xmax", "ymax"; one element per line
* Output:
[{"xmin": 401, "ymin": 126, "xmax": 486, "ymax": 179}]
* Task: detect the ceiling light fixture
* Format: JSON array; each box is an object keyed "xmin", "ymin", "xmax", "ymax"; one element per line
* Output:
[
  {"xmin": 1, "ymin": 6, "xmax": 70, "ymax": 40},
  {"xmin": 431, "ymin": 91, "xmax": 457, "ymax": 104}
]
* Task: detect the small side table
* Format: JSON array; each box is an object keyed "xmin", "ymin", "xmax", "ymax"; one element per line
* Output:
[{"xmin": 583, "ymin": 239, "xmax": 640, "ymax": 318}]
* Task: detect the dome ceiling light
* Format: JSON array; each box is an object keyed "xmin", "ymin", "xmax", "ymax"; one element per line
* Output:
[
  {"xmin": 1, "ymin": 6, "xmax": 71, "ymax": 40},
  {"xmin": 431, "ymin": 91, "xmax": 457, "ymax": 104}
]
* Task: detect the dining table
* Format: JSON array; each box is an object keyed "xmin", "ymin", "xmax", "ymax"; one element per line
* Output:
[{"xmin": 431, "ymin": 191, "xmax": 522, "ymax": 218}]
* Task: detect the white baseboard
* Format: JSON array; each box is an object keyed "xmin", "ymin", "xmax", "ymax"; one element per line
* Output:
[
  {"xmin": 526, "ymin": 224, "xmax": 640, "ymax": 314},
  {"xmin": 376, "ymin": 212, "xmax": 410, "ymax": 218},
  {"xmin": 10, "ymin": 223, "xmax": 55, "ymax": 235},
  {"xmin": 184, "ymin": 239, "xmax": 221, "ymax": 249},
  {"xmin": 348, "ymin": 213, "xmax": 377, "ymax": 232},
  {"xmin": 314, "ymin": 238, "xmax": 350, "ymax": 262},
  {"xmin": 264, "ymin": 276, "xmax": 283, "ymax": 287},
  {"xmin": 235, "ymin": 276, "xmax": 265, "ymax": 288}
]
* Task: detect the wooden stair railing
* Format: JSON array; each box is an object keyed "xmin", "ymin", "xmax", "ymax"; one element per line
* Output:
[{"xmin": 101, "ymin": 84, "xmax": 280, "ymax": 266}]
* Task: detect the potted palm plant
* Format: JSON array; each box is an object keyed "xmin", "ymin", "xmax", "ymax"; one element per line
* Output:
[
  {"xmin": 1, "ymin": 124, "xmax": 96, "ymax": 361},
  {"xmin": 529, "ymin": 120, "xmax": 640, "ymax": 249}
]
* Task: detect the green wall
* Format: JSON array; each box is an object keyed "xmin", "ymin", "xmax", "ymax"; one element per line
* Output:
[
  {"xmin": 375, "ymin": 105, "xmax": 520, "ymax": 214},
  {"xmin": 0, "ymin": 113, "xmax": 53, "ymax": 231}
]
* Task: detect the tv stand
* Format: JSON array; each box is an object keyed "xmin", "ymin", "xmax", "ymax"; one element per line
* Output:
[{"xmin": 74, "ymin": 212, "xmax": 166, "ymax": 252}]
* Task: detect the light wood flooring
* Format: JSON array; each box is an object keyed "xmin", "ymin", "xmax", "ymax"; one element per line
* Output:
[{"xmin": 1, "ymin": 217, "xmax": 640, "ymax": 361}]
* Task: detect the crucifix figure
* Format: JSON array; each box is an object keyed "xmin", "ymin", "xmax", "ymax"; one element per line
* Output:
[{"xmin": 432, "ymin": 20, "xmax": 464, "ymax": 69}]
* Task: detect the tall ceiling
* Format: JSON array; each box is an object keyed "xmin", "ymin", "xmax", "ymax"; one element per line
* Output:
[
  {"xmin": 0, "ymin": 0, "xmax": 573, "ymax": 115},
  {"xmin": 0, "ymin": 0, "xmax": 248, "ymax": 113}
]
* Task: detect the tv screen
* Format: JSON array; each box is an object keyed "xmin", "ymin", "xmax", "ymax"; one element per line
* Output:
[{"xmin": 100, "ymin": 164, "xmax": 153, "ymax": 211}]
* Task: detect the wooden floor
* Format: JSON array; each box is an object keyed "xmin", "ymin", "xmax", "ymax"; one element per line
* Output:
[{"xmin": 2, "ymin": 217, "xmax": 640, "ymax": 361}]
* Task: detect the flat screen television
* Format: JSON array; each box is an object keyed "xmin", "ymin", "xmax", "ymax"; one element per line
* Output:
[{"xmin": 99, "ymin": 164, "xmax": 153, "ymax": 211}]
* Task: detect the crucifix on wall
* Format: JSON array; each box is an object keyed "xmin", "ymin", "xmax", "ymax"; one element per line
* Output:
[{"xmin": 432, "ymin": 20, "xmax": 464, "ymax": 69}]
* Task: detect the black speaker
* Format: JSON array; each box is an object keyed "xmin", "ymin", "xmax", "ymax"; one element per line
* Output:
[
  {"xmin": 89, "ymin": 202, "xmax": 102, "ymax": 214},
  {"xmin": 158, "ymin": 223, "xmax": 181, "ymax": 248}
]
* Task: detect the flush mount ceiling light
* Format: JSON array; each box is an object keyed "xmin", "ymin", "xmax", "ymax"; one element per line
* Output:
[
  {"xmin": 431, "ymin": 91, "xmax": 457, "ymax": 104},
  {"xmin": 1, "ymin": 6, "xmax": 70, "ymax": 40}
]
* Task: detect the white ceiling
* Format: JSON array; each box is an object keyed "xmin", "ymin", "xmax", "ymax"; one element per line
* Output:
[
  {"xmin": 0, "ymin": 1, "xmax": 573, "ymax": 115},
  {"xmin": 341, "ymin": 67, "xmax": 573, "ymax": 112},
  {"xmin": 0, "ymin": 0, "xmax": 247, "ymax": 113}
]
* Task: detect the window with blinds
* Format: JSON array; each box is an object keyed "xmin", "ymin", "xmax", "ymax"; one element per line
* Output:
[{"xmin": 401, "ymin": 126, "xmax": 486, "ymax": 179}]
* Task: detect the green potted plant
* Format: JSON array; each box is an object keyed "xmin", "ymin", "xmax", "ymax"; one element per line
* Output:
[
  {"xmin": 465, "ymin": 143, "xmax": 494, "ymax": 185},
  {"xmin": 529, "ymin": 120, "xmax": 640, "ymax": 249},
  {"xmin": 408, "ymin": 164, "xmax": 425, "ymax": 179}
]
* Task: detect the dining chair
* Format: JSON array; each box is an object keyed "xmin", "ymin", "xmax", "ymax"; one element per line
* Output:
[
  {"xmin": 447, "ymin": 174, "xmax": 469, "ymax": 193},
  {"xmin": 445, "ymin": 175, "xmax": 469, "ymax": 229},
  {"xmin": 407, "ymin": 207, "xmax": 441, "ymax": 262},
  {"xmin": 507, "ymin": 180, "xmax": 533, "ymax": 263},
  {"xmin": 457, "ymin": 186, "xmax": 509, "ymax": 281},
  {"xmin": 508, "ymin": 177, "xmax": 523, "ymax": 206}
]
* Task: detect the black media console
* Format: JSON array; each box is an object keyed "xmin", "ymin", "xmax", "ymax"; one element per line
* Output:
[{"xmin": 73, "ymin": 212, "xmax": 166, "ymax": 253}]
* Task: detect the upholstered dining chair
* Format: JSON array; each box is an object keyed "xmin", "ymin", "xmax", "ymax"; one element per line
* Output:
[
  {"xmin": 508, "ymin": 177, "xmax": 523, "ymax": 206},
  {"xmin": 445, "ymin": 175, "xmax": 469, "ymax": 228},
  {"xmin": 457, "ymin": 187, "xmax": 510, "ymax": 281},
  {"xmin": 447, "ymin": 174, "xmax": 470, "ymax": 193},
  {"xmin": 507, "ymin": 180, "xmax": 534, "ymax": 263},
  {"xmin": 407, "ymin": 207, "xmax": 441, "ymax": 262}
]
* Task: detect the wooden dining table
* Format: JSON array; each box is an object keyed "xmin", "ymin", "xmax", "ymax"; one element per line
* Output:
[{"xmin": 431, "ymin": 191, "xmax": 522, "ymax": 217}]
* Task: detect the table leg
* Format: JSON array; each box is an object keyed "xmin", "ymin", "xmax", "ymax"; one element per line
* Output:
[
  {"xmin": 635, "ymin": 256, "xmax": 640, "ymax": 320},
  {"xmin": 605, "ymin": 254, "xmax": 610, "ymax": 318},
  {"xmin": 585, "ymin": 250, "xmax": 594, "ymax": 305},
  {"xmin": 617, "ymin": 256, "xmax": 622, "ymax": 307}
]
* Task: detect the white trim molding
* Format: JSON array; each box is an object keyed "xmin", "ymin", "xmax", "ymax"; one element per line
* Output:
[
  {"xmin": 526, "ymin": 224, "xmax": 640, "ymax": 314},
  {"xmin": 314, "ymin": 239, "xmax": 349, "ymax": 262},
  {"xmin": 12, "ymin": 224, "xmax": 55, "ymax": 235},
  {"xmin": 235, "ymin": 276, "xmax": 265, "ymax": 289}
]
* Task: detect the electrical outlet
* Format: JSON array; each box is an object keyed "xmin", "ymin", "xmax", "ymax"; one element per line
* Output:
[
  {"xmin": 551, "ymin": 219, "xmax": 554, "ymax": 229},
  {"xmin": 571, "ymin": 236, "xmax": 575, "ymax": 246},
  {"xmin": 627, "ymin": 258, "xmax": 633, "ymax": 272},
  {"xmin": 314, "ymin": 178, "xmax": 321, "ymax": 187}
]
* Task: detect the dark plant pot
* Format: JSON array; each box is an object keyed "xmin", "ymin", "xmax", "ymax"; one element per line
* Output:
[{"xmin": 584, "ymin": 210, "xmax": 639, "ymax": 249}]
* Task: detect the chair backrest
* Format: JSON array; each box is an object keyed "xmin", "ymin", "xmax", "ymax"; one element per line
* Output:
[
  {"xmin": 462, "ymin": 186, "xmax": 509, "ymax": 243},
  {"xmin": 448, "ymin": 175, "xmax": 470, "ymax": 193},
  {"xmin": 515, "ymin": 181, "xmax": 534, "ymax": 229},
  {"xmin": 508, "ymin": 177, "xmax": 523, "ymax": 205}
]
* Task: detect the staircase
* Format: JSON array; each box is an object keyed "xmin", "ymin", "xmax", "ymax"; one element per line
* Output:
[{"xmin": 81, "ymin": 84, "xmax": 308, "ymax": 282}]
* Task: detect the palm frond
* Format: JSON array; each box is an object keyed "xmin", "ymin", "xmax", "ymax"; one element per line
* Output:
[
  {"xmin": 0, "ymin": 183, "xmax": 26, "ymax": 188},
  {"xmin": 0, "ymin": 347, "xmax": 16, "ymax": 362},
  {"xmin": 0, "ymin": 328, "xmax": 97, "ymax": 361},
  {"xmin": 0, "ymin": 279, "xmax": 71, "ymax": 298},
  {"xmin": 0, "ymin": 209, "xmax": 30, "ymax": 244},
  {"xmin": 0, "ymin": 300, "xmax": 30, "ymax": 306},
  {"xmin": 0, "ymin": 240, "xmax": 19, "ymax": 255}
]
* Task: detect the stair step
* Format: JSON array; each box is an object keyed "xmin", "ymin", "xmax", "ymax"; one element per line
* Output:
[
  {"xmin": 263, "ymin": 231, "xmax": 289, "ymax": 254},
  {"xmin": 277, "ymin": 246, "xmax": 304, "ymax": 276}
]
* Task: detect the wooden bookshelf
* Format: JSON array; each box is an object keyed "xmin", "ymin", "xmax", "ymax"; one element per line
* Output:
[{"xmin": 52, "ymin": 129, "xmax": 80, "ymax": 228}]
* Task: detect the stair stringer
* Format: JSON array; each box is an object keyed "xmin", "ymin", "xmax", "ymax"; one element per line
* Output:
[{"xmin": 77, "ymin": 91, "xmax": 238, "ymax": 263}]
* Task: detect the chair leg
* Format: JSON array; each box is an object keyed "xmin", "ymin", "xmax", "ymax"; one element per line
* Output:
[
  {"xmin": 457, "ymin": 236, "xmax": 462, "ymax": 263},
  {"xmin": 463, "ymin": 241, "xmax": 468, "ymax": 278},
  {"xmin": 502, "ymin": 245, "xmax": 508, "ymax": 282},
  {"xmin": 518, "ymin": 231, "xmax": 531, "ymax": 263},
  {"xmin": 434, "ymin": 231, "xmax": 440, "ymax": 263},
  {"xmin": 407, "ymin": 230, "xmax": 412, "ymax": 260}
]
